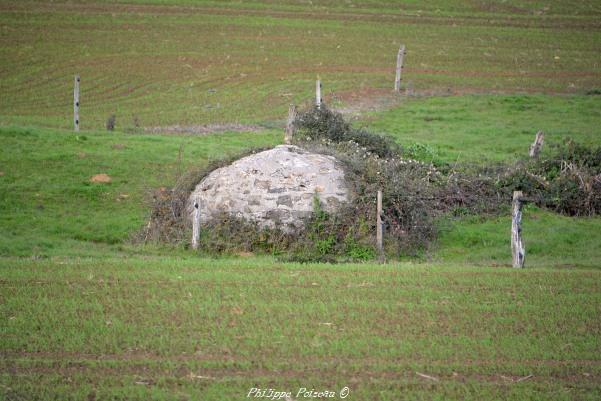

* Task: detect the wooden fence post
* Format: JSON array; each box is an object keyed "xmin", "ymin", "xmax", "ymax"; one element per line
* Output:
[
  {"xmin": 192, "ymin": 197, "xmax": 200, "ymax": 250},
  {"xmin": 511, "ymin": 191, "xmax": 525, "ymax": 268},
  {"xmin": 316, "ymin": 79, "xmax": 322, "ymax": 109},
  {"xmin": 529, "ymin": 131, "xmax": 544, "ymax": 158},
  {"xmin": 74, "ymin": 74, "xmax": 80, "ymax": 132},
  {"xmin": 394, "ymin": 45, "xmax": 406, "ymax": 92},
  {"xmin": 376, "ymin": 190, "xmax": 384, "ymax": 260},
  {"xmin": 285, "ymin": 104, "xmax": 296, "ymax": 144}
]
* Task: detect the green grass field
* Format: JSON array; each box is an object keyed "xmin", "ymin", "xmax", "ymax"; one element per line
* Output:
[
  {"xmin": 0, "ymin": 125, "xmax": 281, "ymax": 257},
  {"xmin": 2, "ymin": 258, "xmax": 600, "ymax": 400},
  {"xmin": 366, "ymin": 94, "xmax": 601, "ymax": 163},
  {"xmin": 1, "ymin": 0, "xmax": 601, "ymax": 129},
  {"xmin": 1, "ymin": 0, "xmax": 601, "ymax": 400}
]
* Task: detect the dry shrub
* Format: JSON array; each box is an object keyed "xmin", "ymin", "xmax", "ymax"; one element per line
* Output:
[
  {"xmin": 293, "ymin": 136, "xmax": 442, "ymax": 256},
  {"xmin": 501, "ymin": 140, "xmax": 601, "ymax": 216},
  {"xmin": 197, "ymin": 212, "xmax": 294, "ymax": 255},
  {"xmin": 294, "ymin": 105, "xmax": 400, "ymax": 158}
]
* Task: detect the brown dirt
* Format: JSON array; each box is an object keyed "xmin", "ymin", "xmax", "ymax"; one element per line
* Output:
[
  {"xmin": 327, "ymin": 86, "xmax": 524, "ymax": 119},
  {"xmin": 330, "ymin": 87, "xmax": 402, "ymax": 117},
  {"xmin": 4, "ymin": 351, "xmax": 600, "ymax": 368},
  {"xmin": 89, "ymin": 174, "xmax": 112, "ymax": 184},
  {"xmin": 1, "ymin": 356, "xmax": 599, "ymax": 386},
  {"xmin": 144, "ymin": 123, "xmax": 263, "ymax": 136}
]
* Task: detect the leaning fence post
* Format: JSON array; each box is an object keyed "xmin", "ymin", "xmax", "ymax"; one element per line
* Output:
[
  {"xmin": 376, "ymin": 190, "xmax": 384, "ymax": 260},
  {"xmin": 285, "ymin": 104, "xmax": 296, "ymax": 144},
  {"xmin": 394, "ymin": 44, "xmax": 406, "ymax": 92},
  {"xmin": 316, "ymin": 79, "xmax": 322, "ymax": 109},
  {"xmin": 74, "ymin": 74, "xmax": 80, "ymax": 131},
  {"xmin": 529, "ymin": 131, "xmax": 544, "ymax": 158},
  {"xmin": 511, "ymin": 191, "xmax": 525, "ymax": 268},
  {"xmin": 192, "ymin": 197, "xmax": 201, "ymax": 250}
]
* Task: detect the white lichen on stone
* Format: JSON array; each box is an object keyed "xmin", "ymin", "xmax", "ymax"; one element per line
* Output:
[{"xmin": 189, "ymin": 145, "xmax": 349, "ymax": 231}]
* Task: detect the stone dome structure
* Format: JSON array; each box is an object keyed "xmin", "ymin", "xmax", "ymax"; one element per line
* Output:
[{"xmin": 189, "ymin": 145, "xmax": 350, "ymax": 231}]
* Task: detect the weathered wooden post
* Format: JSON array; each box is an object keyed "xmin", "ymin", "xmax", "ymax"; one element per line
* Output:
[
  {"xmin": 285, "ymin": 104, "xmax": 296, "ymax": 144},
  {"xmin": 192, "ymin": 197, "xmax": 201, "ymax": 250},
  {"xmin": 316, "ymin": 79, "xmax": 322, "ymax": 109},
  {"xmin": 394, "ymin": 45, "xmax": 406, "ymax": 93},
  {"xmin": 529, "ymin": 131, "xmax": 545, "ymax": 158},
  {"xmin": 511, "ymin": 191, "xmax": 525, "ymax": 268},
  {"xmin": 74, "ymin": 74, "xmax": 80, "ymax": 131},
  {"xmin": 376, "ymin": 190, "xmax": 384, "ymax": 260}
]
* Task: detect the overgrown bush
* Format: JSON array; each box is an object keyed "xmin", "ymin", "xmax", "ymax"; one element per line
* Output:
[
  {"xmin": 196, "ymin": 212, "xmax": 293, "ymax": 255},
  {"xmin": 501, "ymin": 140, "xmax": 601, "ymax": 216},
  {"xmin": 281, "ymin": 197, "xmax": 376, "ymax": 263},
  {"xmin": 294, "ymin": 106, "xmax": 401, "ymax": 158},
  {"xmin": 287, "ymin": 138, "xmax": 446, "ymax": 257},
  {"xmin": 291, "ymin": 106, "xmax": 508, "ymax": 257}
]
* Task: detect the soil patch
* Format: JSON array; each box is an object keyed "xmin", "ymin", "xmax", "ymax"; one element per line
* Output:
[
  {"xmin": 144, "ymin": 123, "xmax": 263, "ymax": 136},
  {"xmin": 89, "ymin": 174, "xmax": 112, "ymax": 184}
]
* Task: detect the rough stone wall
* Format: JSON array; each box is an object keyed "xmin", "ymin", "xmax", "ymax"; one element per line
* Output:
[{"xmin": 189, "ymin": 145, "xmax": 349, "ymax": 231}]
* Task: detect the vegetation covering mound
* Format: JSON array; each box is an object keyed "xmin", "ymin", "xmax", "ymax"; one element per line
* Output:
[{"xmin": 146, "ymin": 106, "xmax": 601, "ymax": 261}]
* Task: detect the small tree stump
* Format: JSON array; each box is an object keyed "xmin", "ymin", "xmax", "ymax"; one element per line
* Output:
[
  {"xmin": 529, "ymin": 131, "xmax": 544, "ymax": 158},
  {"xmin": 284, "ymin": 104, "xmax": 296, "ymax": 144}
]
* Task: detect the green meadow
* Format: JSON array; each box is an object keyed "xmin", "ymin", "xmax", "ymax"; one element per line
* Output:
[
  {"xmin": 1, "ymin": 0, "xmax": 600, "ymax": 129},
  {"xmin": 1, "ymin": 0, "xmax": 600, "ymax": 400},
  {"xmin": 2, "ymin": 258, "xmax": 600, "ymax": 400},
  {"xmin": 366, "ymin": 95, "xmax": 601, "ymax": 163}
]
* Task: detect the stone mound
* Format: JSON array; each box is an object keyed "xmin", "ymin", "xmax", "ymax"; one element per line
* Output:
[{"xmin": 189, "ymin": 145, "xmax": 349, "ymax": 231}]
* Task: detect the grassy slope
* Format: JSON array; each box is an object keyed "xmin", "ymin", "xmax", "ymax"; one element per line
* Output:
[
  {"xmin": 0, "ymin": 126, "xmax": 280, "ymax": 256},
  {"xmin": 1, "ymin": 1, "xmax": 600, "ymax": 129},
  {"xmin": 1, "ymin": 257, "xmax": 600, "ymax": 400},
  {"xmin": 365, "ymin": 94, "xmax": 601, "ymax": 163},
  {"xmin": 435, "ymin": 206, "xmax": 601, "ymax": 268}
]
